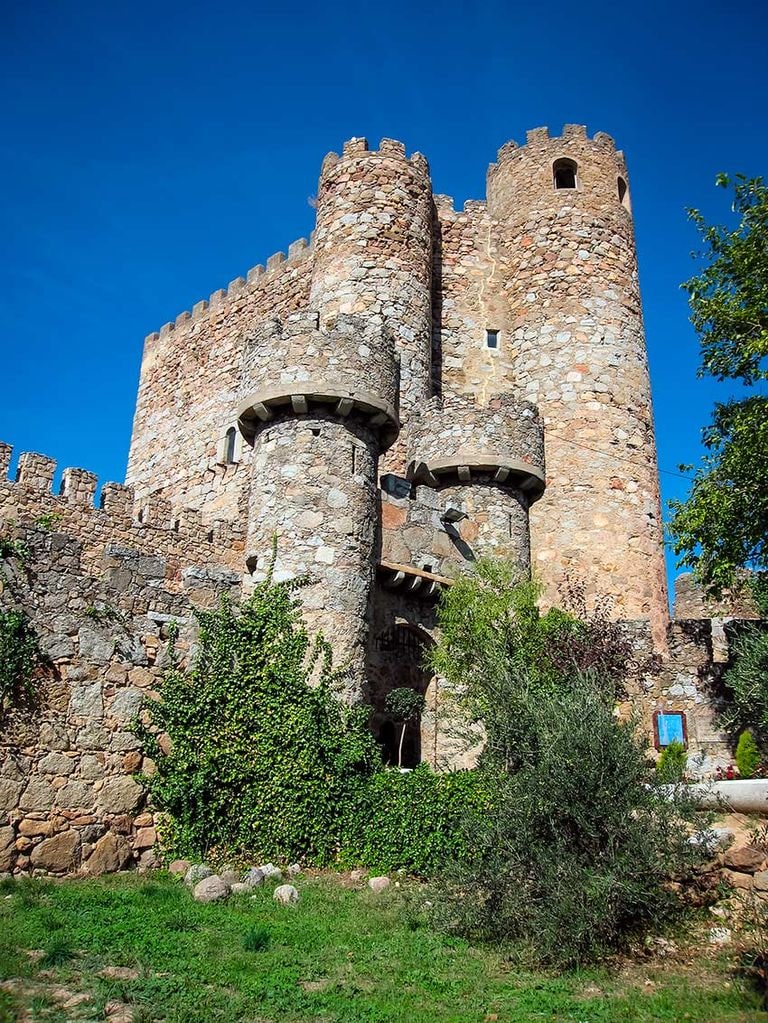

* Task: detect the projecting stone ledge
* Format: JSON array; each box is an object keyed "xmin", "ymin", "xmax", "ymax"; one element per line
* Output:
[
  {"xmin": 237, "ymin": 382, "xmax": 399, "ymax": 449},
  {"xmin": 407, "ymin": 449, "xmax": 545, "ymax": 495}
]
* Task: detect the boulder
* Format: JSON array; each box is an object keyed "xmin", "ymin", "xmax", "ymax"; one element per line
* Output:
[
  {"xmin": 0, "ymin": 826, "xmax": 15, "ymax": 871},
  {"xmin": 30, "ymin": 830, "xmax": 81, "ymax": 872},
  {"xmin": 193, "ymin": 876, "xmax": 230, "ymax": 903},
  {"xmin": 722, "ymin": 844, "xmax": 766, "ymax": 873},
  {"xmin": 38, "ymin": 752, "xmax": 76, "ymax": 776},
  {"xmin": 273, "ymin": 884, "xmax": 299, "ymax": 905},
  {"xmin": 18, "ymin": 778, "xmax": 55, "ymax": 812},
  {"xmin": 231, "ymin": 883, "xmax": 251, "ymax": 895},
  {"xmin": 219, "ymin": 867, "xmax": 240, "ymax": 885},
  {"xmin": 368, "ymin": 876, "xmax": 391, "ymax": 894},
  {"xmin": 168, "ymin": 859, "xmax": 191, "ymax": 877},
  {"xmin": 185, "ymin": 864, "xmax": 213, "ymax": 887},
  {"xmin": 260, "ymin": 863, "xmax": 282, "ymax": 881},
  {"xmin": 242, "ymin": 867, "xmax": 265, "ymax": 888},
  {"xmin": 85, "ymin": 833, "xmax": 132, "ymax": 875},
  {"xmin": 754, "ymin": 871, "xmax": 768, "ymax": 892},
  {"xmin": 286, "ymin": 863, "xmax": 302, "ymax": 877}
]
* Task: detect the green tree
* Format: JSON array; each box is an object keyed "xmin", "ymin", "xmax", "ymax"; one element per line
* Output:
[
  {"xmin": 736, "ymin": 730, "xmax": 761, "ymax": 778},
  {"xmin": 669, "ymin": 174, "xmax": 768, "ymax": 593},
  {"xmin": 427, "ymin": 561, "xmax": 701, "ymax": 966},
  {"xmin": 384, "ymin": 687, "xmax": 425, "ymax": 768}
]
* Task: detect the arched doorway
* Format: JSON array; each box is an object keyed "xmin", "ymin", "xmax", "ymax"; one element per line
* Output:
[{"xmin": 369, "ymin": 622, "xmax": 434, "ymax": 768}]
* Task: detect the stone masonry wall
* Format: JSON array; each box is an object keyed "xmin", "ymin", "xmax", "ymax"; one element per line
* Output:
[
  {"xmin": 0, "ymin": 519, "xmax": 239, "ymax": 877},
  {"xmin": 126, "ymin": 237, "xmax": 314, "ymax": 525}
]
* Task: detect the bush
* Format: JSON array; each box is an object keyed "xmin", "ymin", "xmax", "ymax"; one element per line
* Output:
[
  {"xmin": 143, "ymin": 568, "xmax": 379, "ymax": 864},
  {"xmin": 656, "ymin": 741, "xmax": 688, "ymax": 783},
  {"xmin": 736, "ymin": 730, "xmax": 761, "ymax": 778},
  {"xmin": 429, "ymin": 676, "xmax": 702, "ymax": 967},
  {"xmin": 427, "ymin": 561, "xmax": 704, "ymax": 968},
  {"xmin": 340, "ymin": 765, "xmax": 492, "ymax": 876},
  {"xmin": 0, "ymin": 608, "xmax": 40, "ymax": 718}
]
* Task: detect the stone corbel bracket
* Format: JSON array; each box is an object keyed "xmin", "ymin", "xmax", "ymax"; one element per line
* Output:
[
  {"xmin": 237, "ymin": 382, "xmax": 400, "ymax": 450},
  {"xmin": 406, "ymin": 449, "xmax": 545, "ymax": 498}
]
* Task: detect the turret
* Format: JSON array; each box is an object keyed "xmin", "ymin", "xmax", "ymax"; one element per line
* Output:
[
  {"xmin": 406, "ymin": 392, "xmax": 545, "ymax": 571},
  {"xmin": 310, "ymin": 137, "xmax": 434, "ymax": 472},
  {"xmin": 238, "ymin": 311, "xmax": 399, "ymax": 701},
  {"xmin": 485, "ymin": 125, "xmax": 668, "ymax": 644}
]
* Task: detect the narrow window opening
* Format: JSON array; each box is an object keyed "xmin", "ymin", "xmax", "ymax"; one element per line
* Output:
[
  {"xmin": 617, "ymin": 176, "xmax": 629, "ymax": 207},
  {"xmin": 172, "ymin": 518, "xmax": 180, "ymax": 533},
  {"xmin": 553, "ymin": 158, "xmax": 578, "ymax": 190},
  {"xmin": 423, "ymin": 563, "xmax": 433, "ymax": 573},
  {"xmin": 224, "ymin": 426, "xmax": 237, "ymax": 464},
  {"xmin": 137, "ymin": 508, "xmax": 145, "ymax": 524},
  {"xmin": 351, "ymin": 444, "xmax": 357, "ymax": 474},
  {"xmin": 310, "ymin": 427, "xmax": 321, "ymax": 437},
  {"xmin": 508, "ymin": 513, "xmax": 514, "ymax": 537},
  {"xmin": 485, "ymin": 329, "xmax": 499, "ymax": 349},
  {"xmin": 206, "ymin": 529, "xmax": 214, "ymax": 543}
]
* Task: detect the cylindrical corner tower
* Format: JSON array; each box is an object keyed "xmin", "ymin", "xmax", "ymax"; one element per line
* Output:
[
  {"xmin": 486, "ymin": 125, "xmax": 668, "ymax": 645},
  {"xmin": 238, "ymin": 311, "xmax": 399, "ymax": 702},
  {"xmin": 310, "ymin": 137, "xmax": 433, "ymax": 472},
  {"xmin": 406, "ymin": 392, "xmax": 545, "ymax": 571}
]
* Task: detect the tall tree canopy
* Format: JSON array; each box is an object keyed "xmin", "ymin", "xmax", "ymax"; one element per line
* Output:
[{"xmin": 669, "ymin": 175, "xmax": 768, "ymax": 593}]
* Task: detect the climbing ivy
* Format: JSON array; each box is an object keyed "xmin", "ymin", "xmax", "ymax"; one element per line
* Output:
[
  {"xmin": 143, "ymin": 566, "xmax": 381, "ymax": 863},
  {"xmin": 0, "ymin": 608, "xmax": 40, "ymax": 717}
]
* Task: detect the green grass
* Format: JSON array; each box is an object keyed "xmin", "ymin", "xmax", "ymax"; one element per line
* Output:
[{"xmin": 0, "ymin": 872, "xmax": 763, "ymax": 1022}]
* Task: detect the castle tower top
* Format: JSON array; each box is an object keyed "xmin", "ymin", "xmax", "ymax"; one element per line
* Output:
[{"xmin": 486, "ymin": 124, "xmax": 632, "ymax": 222}]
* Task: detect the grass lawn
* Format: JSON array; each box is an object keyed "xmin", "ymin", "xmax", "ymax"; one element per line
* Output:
[{"xmin": 0, "ymin": 872, "xmax": 763, "ymax": 1022}]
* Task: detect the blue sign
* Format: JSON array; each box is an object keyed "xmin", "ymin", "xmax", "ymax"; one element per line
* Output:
[{"xmin": 657, "ymin": 712, "xmax": 685, "ymax": 747}]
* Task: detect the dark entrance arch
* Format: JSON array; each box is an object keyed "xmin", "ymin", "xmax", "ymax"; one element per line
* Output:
[{"xmin": 369, "ymin": 622, "xmax": 434, "ymax": 768}]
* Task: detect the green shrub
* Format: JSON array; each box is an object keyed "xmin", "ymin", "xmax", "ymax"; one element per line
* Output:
[
  {"xmin": 143, "ymin": 565, "xmax": 379, "ymax": 864},
  {"xmin": 736, "ymin": 730, "xmax": 761, "ymax": 778},
  {"xmin": 656, "ymin": 740, "xmax": 688, "ymax": 783},
  {"xmin": 340, "ymin": 765, "xmax": 492, "ymax": 876},
  {"xmin": 427, "ymin": 561, "xmax": 704, "ymax": 968},
  {"xmin": 429, "ymin": 675, "xmax": 703, "ymax": 968},
  {"xmin": 720, "ymin": 625, "xmax": 768, "ymax": 752}
]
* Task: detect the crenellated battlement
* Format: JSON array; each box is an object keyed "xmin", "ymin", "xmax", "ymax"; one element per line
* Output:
[
  {"xmin": 321, "ymin": 136, "xmax": 430, "ymax": 176},
  {"xmin": 0, "ymin": 442, "xmax": 245, "ymax": 582},
  {"xmin": 145, "ymin": 235, "xmax": 313, "ymax": 347}
]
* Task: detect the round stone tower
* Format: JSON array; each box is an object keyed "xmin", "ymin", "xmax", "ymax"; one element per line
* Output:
[
  {"xmin": 486, "ymin": 125, "xmax": 668, "ymax": 645},
  {"xmin": 238, "ymin": 310, "xmax": 399, "ymax": 701},
  {"xmin": 310, "ymin": 137, "xmax": 433, "ymax": 473},
  {"xmin": 407, "ymin": 392, "xmax": 545, "ymax": 571}
]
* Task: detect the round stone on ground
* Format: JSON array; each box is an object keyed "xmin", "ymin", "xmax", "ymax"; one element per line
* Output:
[
  {"xmin": 242, "ymin": 867, "xmax": 265, "ymax": 888},
  {"xmin": 193, "ymin": 875, "xmax": 231, "ymax": 903},
  {"xmin": 168, "ymin": 859, "xmax": 191, "ymax": 877},
  {"xmin": 273, "ymin": 884, "xmax": 299, "ymax": 904},
  {"xmin": 259, "ymin": 863, "xmax": 282, "ymax": 881},
  {"xmin": 368, "ymin": 876, "xmax": 390, "ymax": 893},
  {"xmin": 184, "ymin": 863, "xmax": 213, "ymax": 887}
]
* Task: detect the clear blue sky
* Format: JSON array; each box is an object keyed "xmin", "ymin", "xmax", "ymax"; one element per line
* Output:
[{"xmin": 1, "ymin": 0, "xmax": 765, "ymax": 590}]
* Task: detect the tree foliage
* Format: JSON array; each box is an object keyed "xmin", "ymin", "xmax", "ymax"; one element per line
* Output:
[
  {"xmin": 736, "ymin": 730, "xmax": 761, "ymax": 779},
  {"xmin": 384, "ymin": 687, "xmax": 426, "ymax": 769},
  {"xmin": 429, "ymin": 560, "xmax": 636, "ymax": 772},
  {"xmin": 428, "ymin": 561, "xmax": 702, "ymax": 967},
  {"xmin": 670, "ymin": 175, "xmax": 768, "ymax": 591},
  {"xmin": 719, "ymin": 625, "xmax": 768, "ymax": 753}
]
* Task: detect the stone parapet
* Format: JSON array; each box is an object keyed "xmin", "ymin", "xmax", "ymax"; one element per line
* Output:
[
  {"xmin": 0, "ymin": 443, "xmax": 245, "ymax": 583},
  {"xmin": 405, "ymin": 392, "xmax": 545, "ymax": 496},
  {"xmin": 238, "ymin": 312, "xmax": 400, "ymax": 448}
]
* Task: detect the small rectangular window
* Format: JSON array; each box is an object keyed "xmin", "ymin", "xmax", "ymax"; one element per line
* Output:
[{"xmin": 486, "ymin": 329, "xmax": 499, "ymax": 349}]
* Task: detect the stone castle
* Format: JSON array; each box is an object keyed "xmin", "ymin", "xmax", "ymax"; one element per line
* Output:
[{"xmin": 0, "ymin": 127, "xmax": 753, "ymax": 874}]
